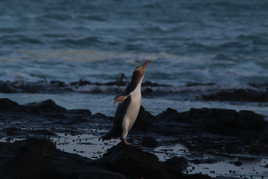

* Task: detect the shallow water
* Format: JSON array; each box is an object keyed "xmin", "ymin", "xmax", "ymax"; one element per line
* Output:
[
  {"xmin": 0, "ymin": 93, "xmax": 267, "ymax": 117},
  {"xmin": 1, "ymin": 133, "xmax": 268, "ymax": 178}
]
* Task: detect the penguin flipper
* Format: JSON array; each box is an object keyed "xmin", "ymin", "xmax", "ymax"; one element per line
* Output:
[{"xmin": 101, "ymin": 97, "xmax": 131, "ymax": 141}]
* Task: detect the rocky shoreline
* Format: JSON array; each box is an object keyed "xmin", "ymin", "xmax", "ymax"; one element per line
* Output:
[
  {"xmin": 0, "ymin": 98, "xmax": 267, "ymax": 178},
  {"xmin": 0, "ymin": 138, "xmax": 214, "ymax": 179},
  {"xmin": 1, "ymin": 80, "xmax": 268, "ymax": 102},
  {"xmin": 0, "ymin": 98, "xmax": 267, "ymax": 155}
]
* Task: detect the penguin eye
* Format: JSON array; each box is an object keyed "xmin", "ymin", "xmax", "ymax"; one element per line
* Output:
[{"xmin": 135, "ymin": 66, "xmax": 141, "ymax": 70}]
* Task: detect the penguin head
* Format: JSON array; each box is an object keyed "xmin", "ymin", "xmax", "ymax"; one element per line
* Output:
[
  {"xmin": 134, "ymin": 60, "xmax": 151, "ymax": 74},
  {"xmin": 129, "ymin": 60, "xmax": 151, "ymax": 86}
]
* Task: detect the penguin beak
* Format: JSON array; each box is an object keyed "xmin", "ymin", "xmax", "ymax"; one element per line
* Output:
[{"xmin": 141, "ymin": 60, "xmax": 151, "ymax": 70}]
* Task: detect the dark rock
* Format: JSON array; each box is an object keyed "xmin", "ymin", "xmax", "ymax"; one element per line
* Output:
[
  {"xmin": 232, "ymin": 160, "xmax": 242, "ymax": 166},
  {"xmin": 142, "ymin": 87, "xmax": 154, "ymax": 95},
  {"xmin": 249, "ymin": 144, "xmax": 268, "ymax": 154},
  {"xmin": 259, "ymin": 129, "xmax": 268, "ymax": 144},
  {"xmin": 187, "ymin": 108, "xmax": 265, "ymax": 137},
  {"xmin": 100, "ymin": 143, "xmax": 206, "ymax": 179},
  {"xmin": 91, "ymin": 112, "xmax": 111, "ymax": 120},
  {"xmin": 0, "ymin": 80, "xmax": 171, "ymax": 94},
  {"xmin": 4, "ymin": 128, "xmax": 56, "ymax": 137},
  {"xmin": 0, "ymin": 82, "xmax": 17, "ymax": 93},
  {"xmin": 153, "ymin": 107, "xmax": 268, "ymax": 155},
  {"xmin": 202, "ymin": 89, "xmax": 268, "ymax": 102},
  {"xmin": 156, "ymin": 107, "xmax": 266, "ymax": 135},
  {"xmin": 4, "ymin": 127, "xmax": 21, "ymax": 136},
  {"xmin": 185, "ymin": 174, "xmax": 211, "ymax": 179},
  {"xmin": 18, "ymin": 83, "xmax": 41, "ymax": 93},
  {"xmin": 0, "ymin": 81, "xmax": 74, "ymax": 94},
  {"xmin": 0, "ymin": 99, "xmax": 91, "ymax": 125},
  {"xmin": 190, "ymin": 158, "xmax": 218, "ymax": 164},
  {"xmin": 103, "ymin": 80, "xmax": 168, "ymax": 87},
  {"xmin": 0, "ymin": 139, "xmax": 211, "ymax": 179},
  {"xmin": 50, "ymin": 80, "xmax": 66, "ymax": 87},
  {"xmin": 134, "ymin": 106, "xmax": 156, "ymax": 131},
  {"xmin": 157, "ymin": 107, "xmax": 266, "ymax": 138},
  {"xmin": 249, "ymin": 83, "xmax": 268, "ymax": 89},
  {"xmin": 70, "ymin": 80, "xmax": 92, "ymax": 86},
  {"xmin": 68, "ymin": 109, "xmax": 92, "ymax": 116},
  {"xmin": 29, "ymin": 129, "xmax": 56, "ymax": 136},
  {"xmin": 0, "ymin": 139, "xmax": 126, "ymax": 179},
  {"xmin": 104, "ymin": 80, "xmax": 127, "ymax": 86},
  {"xmin": 90, "ymin": 87, "xmax": 103, "ymax": 93},
  {"xmin": 156, "ymin": 108, "xmax": 182, "ymax": 121},
  {"xmin": 141, "ymin": 136, "xmax": 159, "ymax": 148},
  {"xmin": 164, "ymin": 157, "xmax": 188, "ymax": 172},
  {"xmin": 143, "ymin": 81, "xmax": 170, "ymax": 87},
  {"xmin": 25, "ymin": 99, "xmax": 66, "ymax": 113},
  {"xmin": 186, "ymin": 82, "xmax": 215, "ymax": 87},
  {"xmin": 0, "ymin": 98, "xmax": 24, "ymax": 112},
  {"xmin": 0, "ymin": 138, "xmax": 57, "ymax": 179},
  {"xmin": 224, "ymin": 143, "xmax": 242, "ymax": 153}
]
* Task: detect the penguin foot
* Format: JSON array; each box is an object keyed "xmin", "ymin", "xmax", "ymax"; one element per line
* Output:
[{"xmin": 122, "ymin": 138, "xmax": 131, "ymax": 145}]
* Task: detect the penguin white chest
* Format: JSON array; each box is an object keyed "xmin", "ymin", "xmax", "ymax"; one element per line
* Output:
[{"xmin": 123, "ymin": 84, "xmax": 142, "ymax": 131}]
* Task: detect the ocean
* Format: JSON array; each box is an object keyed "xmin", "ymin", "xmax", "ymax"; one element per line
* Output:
[
  {"xmin": 0, "ymin": 1, "xmax": 268, "ymax": 177},
  {"xmin": 0, "ymin": 0, "xmax": 268, "ymax": 87}
]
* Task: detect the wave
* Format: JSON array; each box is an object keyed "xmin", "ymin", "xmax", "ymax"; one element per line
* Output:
[
  {"xmin": 39, "ymin": 13, "xmax": 71, "ymax": 21},
  {"xmin": 78, "ymin": 15, "xmax": 107, "ymax": 22},
  {"xmin": 186, "ymin": 40, "xmax": 251, "ymax": 53},
  {"xmin": 238, "ymin": 34, "xmax": 268, "ymax": 46},
  {"xmin": 0, "ymin": 80, "xmax": 268, "ymax": 104},
  {"xmin": 212, "ymin": 54, "xmax": 237, "ymax": 61},
  {"xmin": 56, "ymin": 37, "xmax": 100, "ymax": 47},
  {"xmin": 0, "ymin": 27, "xmax": 20, "ymax": 34},
  {"xmin": 185, "ymin": 1, "xmax": 268, "ymax": 12},
  {"xmin": 1, "ymin": 47, "xmax": 268, "ymax": 89},
  {"xmin": 0, "ymin": 35, "xmax": 43, "ymax": 45}
]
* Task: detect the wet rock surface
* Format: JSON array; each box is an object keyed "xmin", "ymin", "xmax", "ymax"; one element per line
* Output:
[
  {"xmin": 0, "ymin": 98, "xmax": 91, "ymax": 124},
  {"xmin": 0, "ymin": 98, "xmax": 267, "ymax": 156},
  {"xmin": 2, "ymin": 80, "xmax": 268, "ymax": 103},
  {"xmin": 133, "ymin": 106, "xmax": 156, "ymax": 131},
  {"xmin": 164, "ymin": 157, "xmax": 189, "ymax": 173},
  {"xmin": 0, "ymin": 138, "xmax": 211, "ymax": 179},
  {"xmin": 0, "ymin": 139, "xmax": 124, "ymax": 179},
  {"xmin": 0, "ymin": 98, "xmax": 268, "ymax": 178},
  {"xmin": 25, "ymin": 99, "xmax": 67, "ymax": 113},
  {"xmin": 140, "ymin": 136, "xmax": 159, "ymax": 148},
  {"xmin": 153, "ymin": 107, "xmax": 268, "ymax": 155},
  {"xmin": 0, "ymin": 80, "xmax": 170, "ymax": 95},
  {"xmin": 202, "ymin": 89, "xmax": 268, "ymax": 102}
]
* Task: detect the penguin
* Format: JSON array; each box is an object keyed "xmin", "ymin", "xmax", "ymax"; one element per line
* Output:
[{"xmin": 101, "ymin": 61, "xmax": 150, "ymax": 145}]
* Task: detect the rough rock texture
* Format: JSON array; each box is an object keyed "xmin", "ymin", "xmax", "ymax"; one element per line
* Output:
[
  {"xmin": 156, "ymin": 108, "xmax": 184, "ymax": 121},
  {"xmin": 153, "ymin": 107, "xmax": 268, "ymax": 155},
  {"xmin": 0, "ymin": 80, "xmax": 169, "ymax": 94},
  {"xmin": 164, "ymin": 157, "xmax": 188, "ymax": 173},
  {"xmin": 0, "ymin": 98, "xmax": 24, "ymax": 112},
  {"xmin": 0, "ymin": 139, "xmax": 211, "ymax": 179},
  {"xmin": 4, "ymin": 127, "xmax": 56, "ymax": 137},
  {"xmin": 0, "ymin": 139, "xmax": 127, "ymax": 179},
  {"xmin": 0, "ymin": 98, "xmax": 91, "ymax": 124},
  {"xmin": 98, "ymin": 143, "xmax": 210, "ymax": 179},
  {"xmin": 141, "ymin": 136, "xmax": 159, "ymax": 148},
  {"xmin": 156, "ymin": 107, "xmax": 266, "ymax": 137},
  {"xmin": 133, "ymin": 106, "xmax": 157, "ymax": 131},
  {"xmin": 202, "ymin": 89, "xmax": 268, "ymax": 102},
  {"xmin": 1, "ymin": 98, "xmax": 267, "ymax": 156},
  {"xmin": 25, "ymin": 99, "xmax": 66, "ymax": 113}
]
